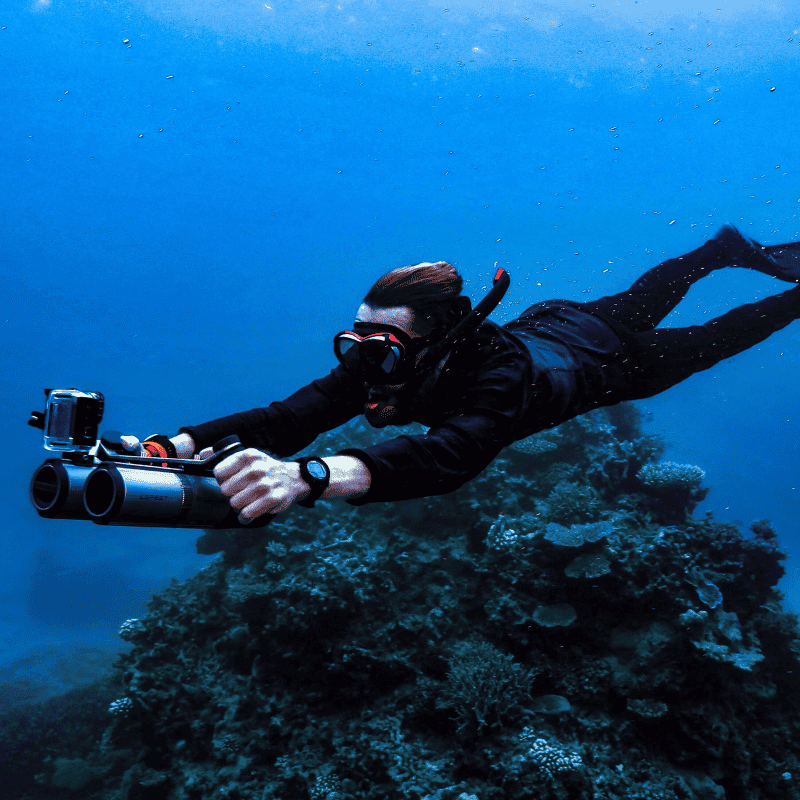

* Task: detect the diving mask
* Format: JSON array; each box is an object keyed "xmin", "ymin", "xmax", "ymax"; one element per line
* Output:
[{"xmin": 333, "ymin": 323, "xmax": 439, "ymax": 384}]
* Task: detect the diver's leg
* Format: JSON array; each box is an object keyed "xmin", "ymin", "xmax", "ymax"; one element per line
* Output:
[
  {"xmin": 623, "ymin": 284, "xmax": 800, "ymax": 399},
  {"xmin": 582, "ymin": 224, "xmax": 784, "ymax": 334}
]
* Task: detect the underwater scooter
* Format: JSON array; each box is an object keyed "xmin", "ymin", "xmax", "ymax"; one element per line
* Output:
[{"xmin": 28, "ymin": 389, "xmax": 274, "ymax": 531}]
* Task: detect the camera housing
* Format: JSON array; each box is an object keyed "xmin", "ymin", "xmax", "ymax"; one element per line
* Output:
[{"xmin": 29, "ymin": 388, "xmax": 104, "ymax": 457}]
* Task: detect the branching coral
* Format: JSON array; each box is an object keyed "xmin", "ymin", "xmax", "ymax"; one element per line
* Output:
[
  {"xmin": 543, "ymin": 480, "xmax": 602, "ymax": 523},
  {"xmin": 519, "ymin": 732, "xmax": 583, "ymax": 778},
  {"xmin": 444, "ymin": 638, "xmax": 534, "ymax": 734}
]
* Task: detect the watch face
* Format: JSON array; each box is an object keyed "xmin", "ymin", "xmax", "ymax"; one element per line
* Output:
[{"xmin": 307, "ymin": 460, "xmax": 328, "ymax": 480}]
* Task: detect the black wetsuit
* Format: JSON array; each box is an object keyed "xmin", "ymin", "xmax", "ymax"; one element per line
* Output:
[{"xmin": 180, "ymin": 238, "xmax": 800, "ymax": 505}]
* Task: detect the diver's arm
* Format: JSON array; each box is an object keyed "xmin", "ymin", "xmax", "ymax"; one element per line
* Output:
[
  {"xmin": 215, "ymin": 449, "xmax": 373, "ymax": 522},
  {"xmin": 177, "ymin": 366, "xmax": 366, "ymax": 456},
  {"xmin": 170, "ymin": 432, "xmax": 369, "ymax": 500},
  {"xmin": 288, "ymin": 455, "xmax": 371, "ymax": 501}
]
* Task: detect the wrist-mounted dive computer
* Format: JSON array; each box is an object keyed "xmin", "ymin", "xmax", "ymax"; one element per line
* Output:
[{"xmin": 294, "ymin": 456, "xmax": 331, "ymax": 508}]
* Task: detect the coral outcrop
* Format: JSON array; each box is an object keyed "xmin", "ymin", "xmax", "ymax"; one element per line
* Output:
[{"xmin": 3, "ymin": 404, "xmax": 800, "ymax": 800}]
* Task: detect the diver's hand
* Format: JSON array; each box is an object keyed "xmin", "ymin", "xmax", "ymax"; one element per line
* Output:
[
  {"xmin": 119, "ymin": 433, "xmax": 199, "ymax": 459},
  {"xmin": 213, "ymin": 448, "xmax": 307, "ymax": 523},
  {"xmin": 120, "ymin": 435, "xmax": 145, "ymax": 456},
  {"xmin": 169, "ymin": 432, "xmax": 196, "ymax": 458}
]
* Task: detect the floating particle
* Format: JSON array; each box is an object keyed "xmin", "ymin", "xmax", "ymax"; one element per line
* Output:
[
  {"xmin": 166, "ymin": 75, "xmax": 174, "ymax": 79},
  {"xmin": 123, "ymin": 38, "xmax": 130, "ymax": 44}
]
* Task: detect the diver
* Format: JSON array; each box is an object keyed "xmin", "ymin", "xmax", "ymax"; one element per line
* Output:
[{"xmin": 131, "ymin": 223, "xmax": 800, "ymax": 530}]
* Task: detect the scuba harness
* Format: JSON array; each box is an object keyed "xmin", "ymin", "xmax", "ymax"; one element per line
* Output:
[{"xmin": 334, "ymin": 267, "xmax": 511, "ymax": 428}]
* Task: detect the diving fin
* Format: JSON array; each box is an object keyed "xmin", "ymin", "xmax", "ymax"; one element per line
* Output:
[
  {"xmin": 762, "ymin": 241, "xmax": 800, "ymax": 283},
  {"xmin": 714, "ymin": 224, "xmax": 778, "ymax": 269}
]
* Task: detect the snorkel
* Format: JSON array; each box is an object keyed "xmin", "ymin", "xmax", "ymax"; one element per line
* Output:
[{"xmin": 363, "ymin": 267, "xmax": 511, "ymax": 428}]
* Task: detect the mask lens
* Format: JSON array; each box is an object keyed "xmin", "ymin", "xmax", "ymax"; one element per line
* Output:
[
  {"xmin": 374, "ymin": 345, "xmax": 401, "ymax": 376},
  {"xmin": 334, "ymin": 331, "xmax": 405, "ymax": 381},
  {"xmin": 361, "ymin": 339, "xmax": 402, "ymax": 379}
]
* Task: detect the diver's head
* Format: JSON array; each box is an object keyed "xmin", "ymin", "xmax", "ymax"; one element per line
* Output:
[
  {"xmin": 333, "ymin": 261, "xmax": 510, "ymax": 430},
  {"xmin": 361, "ymin": 261, "xmax": 466, "ymax": 339},
  {"xmin": 334, "ymin": 261, "xmax": 470, "ymax": 387}
]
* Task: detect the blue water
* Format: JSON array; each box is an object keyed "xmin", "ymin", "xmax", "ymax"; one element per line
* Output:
[{"xmin": 1, "ymin": 0, "xmax": 799, "ymax": 676}]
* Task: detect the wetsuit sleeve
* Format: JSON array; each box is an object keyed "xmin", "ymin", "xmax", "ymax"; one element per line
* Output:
[
  {"xmin": 177, "ymin": 366, "xmax": 366, "ymax": 456},
  {"xmin": 337, "ymin": 348, "xmax": 532, "ymax": 504}
]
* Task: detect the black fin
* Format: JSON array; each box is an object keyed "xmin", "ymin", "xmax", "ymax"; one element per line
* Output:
[{"xmin": 763, "ymin": 241, "xmax": 800, "ymax": 283}]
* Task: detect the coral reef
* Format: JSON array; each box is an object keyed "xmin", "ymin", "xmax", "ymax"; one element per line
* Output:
[{"xmin": 3, "ymin": 404, "xmax": 800, "ymax": 800}]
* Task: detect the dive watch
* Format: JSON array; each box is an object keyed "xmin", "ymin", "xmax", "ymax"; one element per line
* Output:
[{"xmin": 294, "ymin": 456, "xmax": 331, "ymax": 508}]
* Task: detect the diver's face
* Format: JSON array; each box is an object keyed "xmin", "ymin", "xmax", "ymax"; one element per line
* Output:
[{"xmin": 354, "ymin": 304, "xmax": 433, "ymax": 389}]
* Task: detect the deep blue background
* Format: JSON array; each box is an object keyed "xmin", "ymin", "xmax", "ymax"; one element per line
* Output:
[{"xmin": 1, "ymin": 0, "xmax": 799, "ymax": 673}]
